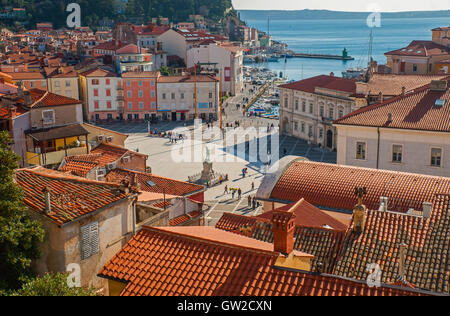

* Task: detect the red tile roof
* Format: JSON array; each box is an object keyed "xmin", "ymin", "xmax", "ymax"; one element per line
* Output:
[
  {"xmin": 157, "ymin": 75, "xmax": 218, "ymax": 83},
  {"xmin": 15, "ymin": 167, "xmax": 133, "ymax": 226},
  {"xmin": 279, "ymin": 75, "xmax": 356, "ymax": 94},
  {"xmin": 255, "ymin": 199, "xmax": 348, "ymax": 231},
  {"xmin": 335, "ymin": 77, "xmax": 450, "ymax": 132},
  {"xmin": 385, "ymin": 40, "xmax": 450, "ymax": 57},
  {"xmin": 105, "ymin": 168, "xmax": 204, "ymax": 197},
  {"xmin": 81, "ymin": 67, "xmax": 118, "ymax": 78},
  {"xmin": 216, "ymin": 212, "xmax": 347, "ymax": 273},
  {"xmin": 7, "ymin": 88, "xmax": 81, "ymax": 108},
  {"xmin": 264, "ymin": 160, "xmax": 450, "ymax": 214},
  {"xmin": 334, "ymin": 194, "xmax": 450, "ymax": 294},
  {"xmin": 98, "ymin": 226, "xmax": 428, "ymax": 296},
  {"xmin": 60, "ymin": 143, "xmax": 146, "ymax": 175}
]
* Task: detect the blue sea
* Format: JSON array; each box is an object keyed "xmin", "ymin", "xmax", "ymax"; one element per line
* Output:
[{"xmin": 238, "ymin": 15, "xmax": 450, "ymax": 80}]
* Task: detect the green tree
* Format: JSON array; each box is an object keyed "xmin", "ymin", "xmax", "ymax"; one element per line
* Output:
[
  {"xmin": 8, "ymin": 273, "xmax": 97, "ymax": 296},
  {"xmin": 0, "ymin": 131, "xmax": 45, "ymax": 291}
]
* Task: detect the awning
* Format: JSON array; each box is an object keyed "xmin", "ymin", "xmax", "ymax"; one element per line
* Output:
[{"xmin": 26, "ymin": 123, "xmax": 89, "ymax": 142}]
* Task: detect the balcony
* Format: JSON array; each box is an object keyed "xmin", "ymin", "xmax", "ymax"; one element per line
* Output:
[{"xmin": 27, "ymin": 146, "xmax": 89, "ymax": 166}]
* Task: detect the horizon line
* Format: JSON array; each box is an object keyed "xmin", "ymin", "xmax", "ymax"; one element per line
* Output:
[{"xmin": 235, "ymin": 8, "xmax": 450, "ymax": 13}]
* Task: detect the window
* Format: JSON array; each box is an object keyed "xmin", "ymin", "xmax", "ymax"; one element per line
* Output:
[
  {"xmin": 294, "ymin": 121, "xmax": 298, "ymax": 131},
  {"xmin": 65, "ymin": 90, "xmax": 72, "ymax": 97},
  {"xmin": 209, "ymin": 92, "xmax": 213, "ymax": 99},
  {"xmin": 94, "ymin": 89, "xmax": 99, "ymax": 97},
  {"xmin": 94, "ymin": 101, "xmax": 99, "ymax": 109},
  {"xmin": 151, "ymin": 91, "xmax": 155, "ymax": 97},
  {"xmin": 134, "ymin": 114, "xmax": 139, "ymax": 120},
  {"xmin": 42, "ymin": 110, "xmax": 55, "ymax": 125},
  {"xmin": 92, "ymin": 79, "xmax": 99, "ymax": 85},
  {"xmin": 301, "ymin": 122, "xmax": 305, "ymax": 133},
  {"xmin": 107, "ymin": 101, "xmax": 112, "ymax": 109},
  {"xmin": 413, "ymin": 64, "xmax": 418, "ymax": 72},
  {"xmin": 392, "ymin": 145, "xmax": 403, "ymax": 163},
  {"xmin": 338, "ymin": 109, "xmax": 344, "ymax": 118},
  {"xmin": 127, "ymin": 102, "xmax": 132, "ymax": 109},
  {"xmin": 151, "ymin": 80, "xmax": 155, "ymax": 86},
  {"xmin": 30, "ymin": 81, "xmax": 34, "ymax": 88},
  {"xmin": 151, "ymin": 102, "xmax": 156, "ymax": 108},
  {"xmin": 65, "ymin": 81, "xmax": 71, "ymax": 87},
  {"xmin": 302, "ymin": 101, "xmax": 306, "ymax": 112},
  {"xmin": 171, "ymin": 93, "xmax": 175, "ymax": 100},
  {"xmin": 329, "ymin": 107, "xmax": 334, "ymax": 119},
  {"xmin": 308, "ymin": 125, "xmax": 313, "ymax": 137},
  {"xmin": 55, "ymin": 81, "xmax": 60, "ymax": 87},
  {"xmin": 295, "ymin": 99, "xmax": 299, "ymax": 111},
  {"xmin": 106, "ymin": 89, "xmax": 111, "ymax": 97},
  {"xmin": 431, "ymin": 148, "xmax": 442, "ymax": 167},
  {"xmin": 139, "ymin": 102, "xmax": 144, "ymax": 109},
  {"xmin": 127, "ymin": 91, "xmax": 132, "ymax": 98},
  {"xmin": 356, "ymin": 142, "xmax": 366, "ymax": 160},
  {"xmin": 180, "ymin": 93, "xmax": 184, "ymax": 99},
  {"xmin": 127, "ymin": 80, "xmax": 131, "ymax": 87},
  {"xmin": 284, "ymin": 97, "xmax": 288, "ymax": 108},
  {"xmin": 138, "ymin": 81, "xmax": 143, "ymax": 86},
  {"xmin": 319, "ymin": 106, "xmax": 324, "ymax": 117},
  {"xmin": 106, "ymin": 79, "xmax": 110, "ymax": 85},
  {"xmin": 107, "ymin": 114, "xmax": 112, "ymax": 120},
  {"xmin": 139, "ymin": 90, "xmax": 143, "ymax": 98},
  {"xmin": 319, "ymin": 128, "xmax": 323, "ymax": 139},
  {"xmin": 162, "ymin": 93, "xmax": 166, "ymax": 100},
  {"xmin": 209, "ymin": 102, "xmax": 213, "ymax": 108},
  {"xmin": 80, "ymin": 222, "xmax": 99, "ymax": 260},
  {"xmin": 309, "ymin": 103, "xmax": 313, "ymax": 114}
]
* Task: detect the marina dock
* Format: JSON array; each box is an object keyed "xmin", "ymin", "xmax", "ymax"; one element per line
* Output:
[{"xmin": 289, "ymin": 52, "xmax": 355, "ymax": 61}]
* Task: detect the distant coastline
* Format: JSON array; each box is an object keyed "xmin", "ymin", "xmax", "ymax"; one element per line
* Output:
[{"xmin": 238, "ymin": 9, "xmax": 450, "ymax": 21}]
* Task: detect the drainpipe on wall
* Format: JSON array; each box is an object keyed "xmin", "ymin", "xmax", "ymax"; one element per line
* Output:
[
  {"xmin": 131, "ymin": 195, "xmax": 137, "ymax": 235},
  {"xmin": 376, "ymin": 127, "xmax": 380, "ymax": 169}
]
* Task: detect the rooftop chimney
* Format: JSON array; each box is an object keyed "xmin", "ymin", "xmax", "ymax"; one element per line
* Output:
[
  {"xmin": 422, "ymin": 202, "xmax": 432, "ymax": 219},
  {"xmin": 388, "ymin": 113, "xmax": 393, "ymax": 122},
  {"xmin": 401, "ymin": 86, "xmax": 406, "ymax": 95},
  {"xmin": 378, "ymin": 92, "xmax": 384, "ymax": 103},
  {"xmin": 430, "ymin": 80, "xmax": 447, "ymax": 92},
  {"xmin": 353, "ymin": 187, "xmax": 367, "ymax": 233},
  {"xmin": 272, "ymin": 207, "xmax": 296, "ymax": 255},
  {"xmin": 398, "ymin": 243, "xmax": 408, "ymax": 283},
  {"xmin": 272, "ymin": 201, "xmax": 314, "ymax": 272},
  {"xmin": 43, "ymin": 187, "xmax": 51, "ymax": 214},
  {"xmin": 24, "ymin": 91, "xmax": 33, "ymax": 106},
  {"xmin": 17, "ymin": 81, "xmax": 24, "ymax": 98},
  {"xmin": 379, "ymin": 196, "xmax": 388, "ymax": 212}
]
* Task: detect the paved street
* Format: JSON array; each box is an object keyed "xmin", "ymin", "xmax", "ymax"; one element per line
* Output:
[{"xmin": 96, "ymin": 83, "xmax": 335, "ymax": 226}]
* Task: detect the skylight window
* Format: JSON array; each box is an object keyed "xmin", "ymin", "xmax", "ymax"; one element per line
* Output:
[
  {"xmin": 435, "ymin": 99, "xmax": 446, "ymax": 107},
  {"xmin": 147, "ymin": 180, "xmax": 156, "ymax": 186}
]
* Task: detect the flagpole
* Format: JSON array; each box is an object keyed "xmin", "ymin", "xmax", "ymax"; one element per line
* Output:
[
  {"xmin": 194, "ymin": 63, "xmax": 197, "ymax": 120},
  {"xmin": 219, "ymin": 68, "xmax": 223, "ymax": 129}
]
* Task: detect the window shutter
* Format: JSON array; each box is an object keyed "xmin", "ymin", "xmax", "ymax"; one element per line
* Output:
[
  {"xmin": 80, "ymin": 222, "xmax": 99, "ymax": 260},
  {"xmin": 90, "ymin": 222, "xmax": 99, "ymax": 256},
  {"xmin": 81, "ymin": 224, "xmax": 91, "ymax": 260}
]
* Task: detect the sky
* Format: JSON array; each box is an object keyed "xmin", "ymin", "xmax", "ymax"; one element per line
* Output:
[{"xmin": 231, "ymin": 0, "xmax": 450, "ymax": 12}]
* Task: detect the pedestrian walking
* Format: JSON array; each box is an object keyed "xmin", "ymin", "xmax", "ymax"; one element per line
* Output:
[
  {"xmin": 232, "ymin": 189, "xmax": 235, "ymax": 199},
  {"xmin": 251, "ymin": 182, "xmax": 255, "ymax": 191},
  {"xmin": 252, "ymin": 198, "xmax": 256, "ymax": 210},
  {"xmin": 224, "ymin": 185, "xmax": 228, "ymax": 194},
  {"xmin": 238, "ymin": 188, "xmax": 242, "ymax": 199},
  {"xmin": 248, "ymin": 195, "xmax": 252, "ymax": 207}
]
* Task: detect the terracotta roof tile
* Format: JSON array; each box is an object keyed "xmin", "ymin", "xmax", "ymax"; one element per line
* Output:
[
  {"xmin": 15, "ymin": 167, "xmax": 133, "ymax": 226},
  {"xmin": 334, "ymin": 194, "xmax": 450, "ymax": 294},
  {"xmin": 216, "ymin": 212, "xmax": 346, "ymax": 274},
  {"xmin": 335, "ymin": 77, "xmax": 450, "ymax": 132},
  {"xmin": 385, "ymin": 40, "xmax": 450, "ymax": 57},
  {"xmin": 266, "ymin": 160, "xmax": 450, "ymax": 214},
  {"xmin": 279, "ymin": 75, "xmax": 356, "ymax": 94},
  {"xmin": 105, "ymin": 168, "xmax": 204, "ymax": 198},
  {"xmin": 98, "ymin": 226, "xmax": 429, "ymax": 296}
]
